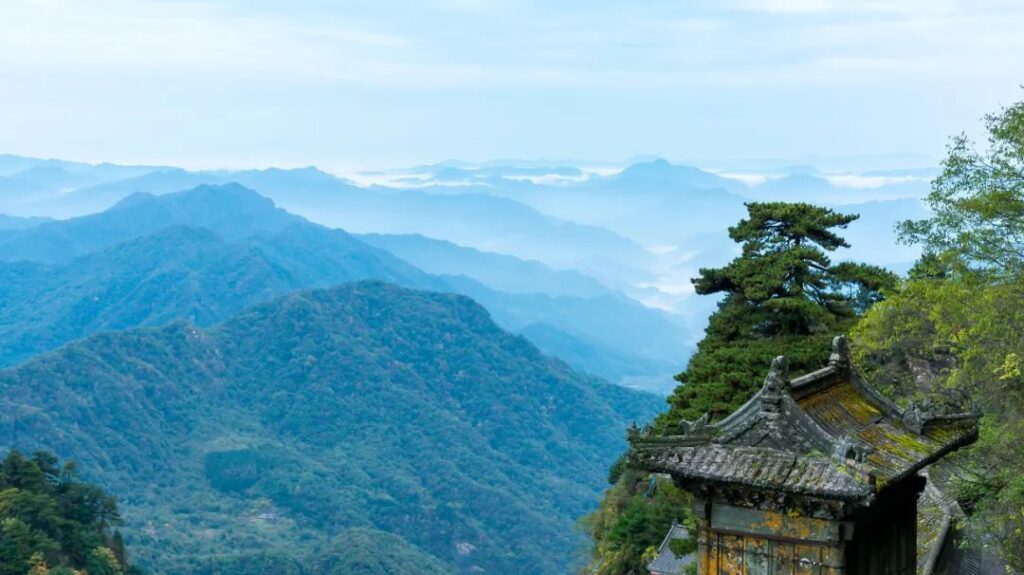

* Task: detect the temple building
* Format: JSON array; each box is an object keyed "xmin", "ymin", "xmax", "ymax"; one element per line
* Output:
[{"xmin": 629, "ymin": 337, "xmax": 979, "ymax": 575}]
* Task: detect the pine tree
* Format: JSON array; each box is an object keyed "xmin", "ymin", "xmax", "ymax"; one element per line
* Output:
[{"xmin": 660, "ymin": 201, "xmax": 895, "ymax": 425}]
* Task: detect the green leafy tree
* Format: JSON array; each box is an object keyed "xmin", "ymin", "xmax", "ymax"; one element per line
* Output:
[
  {"xmin": 109, "ymin": 531, "xmax": 126, "ymax": 569},
  {"xmin": 856, "ymin": 98, "xmax": 1024, "ymax": 569},
  {"xmin": 0, "ymin": 518, "xmax": 56, "ymax": 575},
  {"xmin": 581, "ymin": 470, "xmax": 692, "ymax": 575},
  {"xmin": 899, "ymin": 98, "xmax": 1024, "ymax": 277},
  {"xmin": 85, "ymin": 547, "xmax": 122, "ymax": 575}
]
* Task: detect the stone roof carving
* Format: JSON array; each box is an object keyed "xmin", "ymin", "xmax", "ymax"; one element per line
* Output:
[{"xmin": 628, "ymin": 336, "xmax": 979, "ymax": 507}]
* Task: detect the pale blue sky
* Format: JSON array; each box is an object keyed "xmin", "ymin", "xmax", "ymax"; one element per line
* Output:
[{"xmin": 1, "ymin": 0, "xmax": 1023, "ymax": 170}]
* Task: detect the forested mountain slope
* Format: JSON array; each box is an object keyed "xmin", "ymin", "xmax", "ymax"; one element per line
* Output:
[
  {"xmin": 0, "ymin": 282, "xmax": 661, "ymax": 574},
  {"xmin": 0, "ymin": 224, "xmax": 437, "ymax": 366}
]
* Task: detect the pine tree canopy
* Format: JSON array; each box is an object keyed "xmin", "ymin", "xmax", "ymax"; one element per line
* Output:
[{"xmin": 661, "ymin": 201, "xmax": 896, "ymax": 426}]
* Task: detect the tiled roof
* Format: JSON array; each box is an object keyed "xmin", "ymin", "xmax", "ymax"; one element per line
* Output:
[
  {"xmin": 918, "ymin": 464, "xmax": 987, "ymax": 575},
  {"xmin": 630, "ymin": 445, "xmax": 871, "ymax": 500},
  {"xmin": 647, "ymin": 522, "xmax": 695, "ymax": 575},
  {"xmin": 628, "ymin": 337, "xmax": 979, "ymax": 503},
  {"xmin": 797, "ymin": 380, "xmax": 977, "ymax": 488},
  {"xmin": 918, "ymin": 479, "xmax": 955, "ymax": 575}
]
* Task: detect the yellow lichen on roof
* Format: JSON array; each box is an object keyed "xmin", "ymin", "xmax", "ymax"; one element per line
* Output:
[
  {"xmin": 796, "ymin": 379, "xmax": 977, "ymax": 486},
  {"xmin": 797, "ymin": 382, "xmax": 882, "ymax": 435}
]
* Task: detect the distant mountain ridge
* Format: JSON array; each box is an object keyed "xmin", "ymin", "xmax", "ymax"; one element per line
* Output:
[
  {"xmin": 0, "ymin": 152, "xmax": 927, "ymax": 318},
  {"xmin": 0, "ymin": 223, "xmax": 436, "ymax": 367},
  {"xmin": 0, "ymin": 158, "xmax": 656, "ymax": 280},
  {"xmin": 599, "ymin": 158, "xmax": 747, "ymax": 194},
  {"xmin": 358, "ymin": 233, "xmax": 611, "ymax": 299},
  {"xmin": 0, "ymin": 213, "xmax": 51, "ymax": 230},
  {"xmin": 0, "ymin": 183, "xmax": 302, "ymax": 263},
  {"xmin": 0, "ymin": 184, "xmax": 688, "ymax": 387},
  {"xmin": 0, "ymin": 282, "xmax": 662, "ymax": 574}
]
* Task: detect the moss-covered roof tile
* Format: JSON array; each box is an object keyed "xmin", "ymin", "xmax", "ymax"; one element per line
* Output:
[{"xmin": 628, "ymin": 337, "xmax": 979, "ymax": 503}]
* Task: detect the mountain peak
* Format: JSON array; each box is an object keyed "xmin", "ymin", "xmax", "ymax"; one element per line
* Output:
[
  {"xmin": 110, "ymin": 191, "xmax": 157, "ymax": 209},
  {"xmin": 0, "ymin": 183, "xmax": 305, "ymax": 264},
  {"xmin": 607, "ymin": 159, "xmax": 745, "ymax": 194}
]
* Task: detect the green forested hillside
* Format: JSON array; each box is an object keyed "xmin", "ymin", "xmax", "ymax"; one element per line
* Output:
[
  {"xmin": 310, "ymin": 529, "xmax": 456, "ymax": 575},
  {"xmin": 0, "ymin": 223, "xmax": 438, "ymax": 366},
  {"xmin": 0, "ymin": 282, "xmax": 662, "ymax": 574}
]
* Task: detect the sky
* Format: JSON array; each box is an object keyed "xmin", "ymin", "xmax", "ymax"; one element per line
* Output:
[{"xmin": 1, "ymin": 0, "xmax": 1023, "ymax": 170}]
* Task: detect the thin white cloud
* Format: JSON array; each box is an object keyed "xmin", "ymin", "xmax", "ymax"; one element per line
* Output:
[
  {"xmin": 0, "ymin": 0, "xmax": 411, "ymax": 79},
  {"xmin": 0, "ymin": 0, "xmax": 1021, "ymax": 90},
  {"xmin": 720, "ymin": 0, "xmax": 956, "ymax": 14},
  {"xmin": 1, "ymin": 0, "xmax": 1022, "ymax": 167}
]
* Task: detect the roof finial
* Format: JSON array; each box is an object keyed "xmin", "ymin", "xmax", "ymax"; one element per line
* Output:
[
  {"xmin": 763, "ymin": 355, "xmax": 789, "ymax": 394},
  {"xmin": 829, "ymin": 335, "xmax": 851, "ymax": 371}
]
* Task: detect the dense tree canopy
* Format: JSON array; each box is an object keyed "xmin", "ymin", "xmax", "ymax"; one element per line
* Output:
[
  {"xmin": 855, "ymin": 98, "xmax": 1024, "ymax": 570},
  {"xmin": 899, "ymin": 99, "xmax": 1024, "ymax": 277},
  {"xmin": 0, "ymin": 450, "xmax": 142, "ymax": 575},
  {"xmin": 581, "ymin": 469, "xmax": 692, "ymax": 575},
  {"xmin": 693, "ymin": 202, "xmax": 891, "ymax": 335},
  {"xmin": 0, "ymin": 282, "xmax": 660, "ymax": 575},
  {"xmin": 661, "ymin": 201, "xmax": 896, "ymax": 426}
]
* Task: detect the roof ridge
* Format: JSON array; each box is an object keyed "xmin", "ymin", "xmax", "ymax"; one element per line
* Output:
[{"xmin": 627, "ymin": 336, "xmax": 978, "ymax": 505}]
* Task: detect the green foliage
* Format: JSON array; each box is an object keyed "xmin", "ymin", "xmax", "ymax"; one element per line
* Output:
[
  {"xmin": 855, "ymin": 97, "xmax": 1024, "ymax": 570},
  {"xmin": 661, "ymin": 332, "xmax": 839, "ymax": 425},
  {"xmin": 661, "ymin": 201, "xmax": 892, "ymax": 425},
  {"xmin": 27, "ymin": 553, "xmax": 49, "ymax": 575},
  {"xmin": 0, "ymin": 450, "xmax": 137, "ymax": 575},
  {"xmin": 606, "ymin": 454, "xmax": 628, "ymax": 486},
  {"xmin": 85, "ymin": 547, "xmax": 123, "ymax": 575},
  {"xmin": 203, "ymin": 447, "xmax": 297, "ymax": 494},
  {"xmin": 190, "ymin": 552, "xmax": 306, "ymax": 575},
  {"xmin": 587, "ymin": 201, "xmax": 890, "ymax": 575},
  {"xmin": 668, "ymin": 536, "xmax": 696, "ymax": 557},
  {"xmin": 898, "ymin": 99, "xmax": 1024, "ymax": 276},
  {"xmin": 693, "ymin": 202, "xmax": 895, "ymax": 337},
  {"xmin": 0, "ymin": 282, "xmax": 662, "ymax": 574},
  {"xmin": 581, "ymin": 470, "xmax": 692, "ymax": 575},
  {"xmin": 313, "ymin": 528, "xmax": 455, "ymax": 575}
]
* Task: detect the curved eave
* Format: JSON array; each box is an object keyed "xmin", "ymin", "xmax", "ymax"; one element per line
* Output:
[{"xmin": 630, "ymin": 445, "xmax": 874, "ymax": 502}]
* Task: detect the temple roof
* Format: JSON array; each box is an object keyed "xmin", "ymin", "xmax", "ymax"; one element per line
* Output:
[
  {"xmin": 628, "ymin": 337, "xmax": 979, "ymax": 504},
  {"xmin": 647, "ymin": 521, "xmax": 695, "ymax": 575},
  {"xmin": 917, "ymin": 473, "xmax": 981, "ymax": 575}
]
